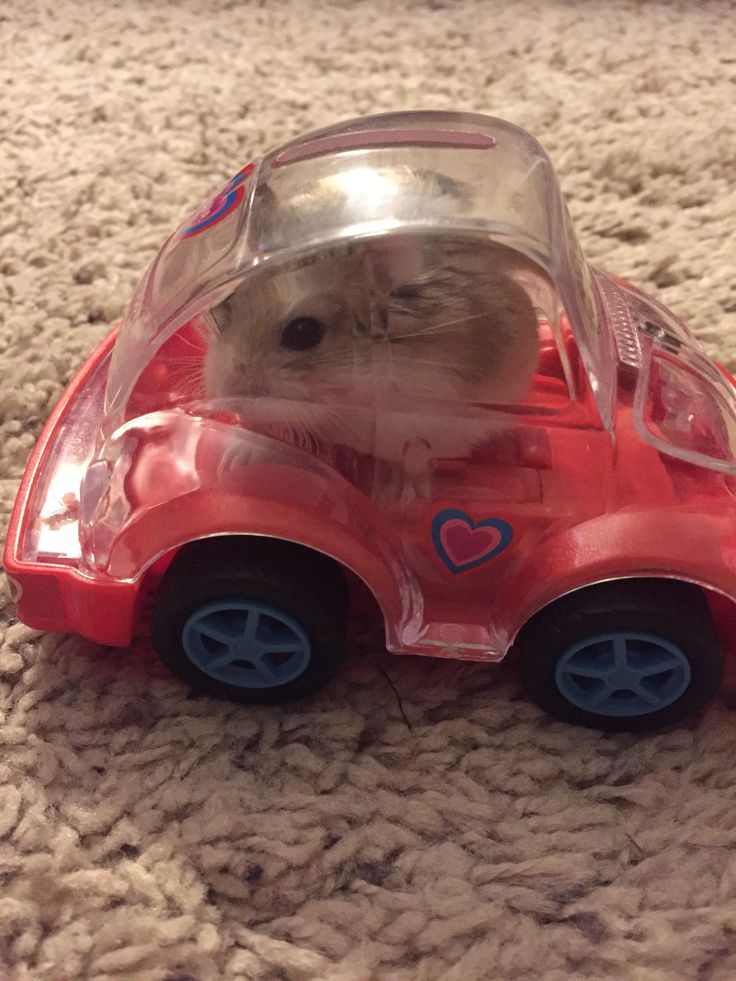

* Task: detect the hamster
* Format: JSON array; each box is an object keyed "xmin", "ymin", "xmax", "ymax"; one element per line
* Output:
[{"xmin": 204, "ymin": 235, "xmax": 541, "ymax": 464}]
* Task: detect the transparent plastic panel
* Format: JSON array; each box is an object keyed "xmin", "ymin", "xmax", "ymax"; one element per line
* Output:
[
  {"xmin": 21, "ymin": 349, "xmax": 111, "ymax": 563},
  {"xmin": 596, "ymin": 271, "xmax": 736, "ymax": 473},
  {"xmin": 78, "ymin": 408, "xmax": 423, "ymax": 650},
  {"xmin": 607, "ymin": 273, "xmax": 704, "ymax": 352},
  {"xmin": 247, "ymin": 112, "xmax": 556, "ymax": 259},
  {"xmin": 635, "ymin": 339, "xmax": 736, "ymax": 474},
  {"xmin": 105, "ymin": 163, "xmax": 257, "ymax": 427},
  {"xmin": 97, "ymin": 230, "xmax": 581, "ymax": 475},
  {"xmin": 203, "ymin": 234, "xmax": 563, "ymax": 455},
  {"xmin": 104, "ymin": 112, "xmax": 604, "ymax": 433}
]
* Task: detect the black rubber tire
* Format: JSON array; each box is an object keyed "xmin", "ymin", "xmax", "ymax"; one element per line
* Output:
[
  {"xmin": 150, "ymin": 537, "xmax": 349, "ymax": 704},
  {"xmin": 517, "ymin": 579, "xmax": 724, "ymax": 732}
]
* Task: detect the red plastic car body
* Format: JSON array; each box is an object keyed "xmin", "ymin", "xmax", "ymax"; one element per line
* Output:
[{"xmin": 6, "ymin": 112, "xmax": 736, "ymax": 729}]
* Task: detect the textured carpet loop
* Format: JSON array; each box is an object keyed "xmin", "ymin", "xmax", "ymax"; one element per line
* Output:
[{"xmin": 2, "ymin": 0, "xmax": 736, "ymax": 978}]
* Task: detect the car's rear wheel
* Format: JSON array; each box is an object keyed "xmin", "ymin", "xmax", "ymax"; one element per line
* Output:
[
  {"xmin": 517, "ymin": 579, "xmax": 724, "ymax": 731},
  {"xmin": 151, "ymin": 537, "xmax": 348, "ymax": 704}
]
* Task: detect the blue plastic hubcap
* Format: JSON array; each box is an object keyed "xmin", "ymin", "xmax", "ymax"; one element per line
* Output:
[
  {"xmin": 555, "ymin": 631, "xmax": 691, "ymax": 717},
  {"xmin": 182, "ymin": 599, "xmax": 311, "ymax": 689}
]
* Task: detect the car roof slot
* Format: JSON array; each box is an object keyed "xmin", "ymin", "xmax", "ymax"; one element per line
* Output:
[{"xmin": 273, "ymin": 129, "xmax": 497, "ymax": 167}]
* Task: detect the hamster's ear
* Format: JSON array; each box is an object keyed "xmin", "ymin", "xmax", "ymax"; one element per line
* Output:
[
  {"xmin": 210, "ymin": 294, "xmax": 233, "ymax": 331},
  {"xmin": 364, "ymin": 236, "xmax": 426, "ymax": 291}
]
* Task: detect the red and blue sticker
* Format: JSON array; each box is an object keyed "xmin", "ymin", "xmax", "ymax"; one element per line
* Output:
[
  {"xmin": 432, "ymin": 508, "xmax": 512, "ymax": 574},
  {"xmin": 180, "ymin": 163, "xmax": 255, "ymax": 238}
]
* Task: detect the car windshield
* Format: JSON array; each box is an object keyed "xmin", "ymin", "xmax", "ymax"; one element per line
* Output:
[{"xmin": 104, "ymin": 111, "xmax": 608, "ymax": 434}]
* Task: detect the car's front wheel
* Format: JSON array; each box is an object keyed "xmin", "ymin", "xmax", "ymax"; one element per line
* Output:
[
  {"xmin": 151, "ymin": 537, "xmax": 349, "ymax": 704},
  {"xmin": 517, "ymin": 579, "xmax": 724, "ymax": 731}
]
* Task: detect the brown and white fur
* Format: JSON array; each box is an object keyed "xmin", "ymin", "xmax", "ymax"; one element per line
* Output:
[{"xmin": 204, "ymin": 235, "xmax": 540, "ymax": 466}]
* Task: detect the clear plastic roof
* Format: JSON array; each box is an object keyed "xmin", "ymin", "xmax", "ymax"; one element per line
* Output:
[{"xmin": 105, "ymin": 111, "xmax": 607, "ymax": 428}]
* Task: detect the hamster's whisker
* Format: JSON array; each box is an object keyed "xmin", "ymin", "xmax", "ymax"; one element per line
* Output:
[
  {"xmin": 169, "ymin": 358, "xmax": 206, "ymax": 375},
  {"xmin": 387, "ymin": 357, "xmax": 461, "ymax": 371},
  {"xmin": 390, "ymin": 324, "xmax": 465, "ymax": 341},
  {"xmin": 171, "ymin": 356, "xmax": 206, "ymax": 369},
  {"xmin": 169, "ymin": 365, "xmax": 206, "ymax": 394},
  {"xmin": 283, "ymin": 360, "xmax": 349, "ymax": 373},
  {"xmin": 179, "ymin": 328, "xmax": 212, "ymax": 351},
  {"xmin": 168, "ymin": 366, "xmax": 204, "ymax": 385},
  {"xmin": 394, "ymin": 311, "xmax": 491, "ymax": 339}
]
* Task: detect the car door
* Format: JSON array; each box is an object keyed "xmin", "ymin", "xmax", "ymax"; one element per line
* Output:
[{"xmin": 379, "ymin": 367, "xmax": 612, "ymax": 660}]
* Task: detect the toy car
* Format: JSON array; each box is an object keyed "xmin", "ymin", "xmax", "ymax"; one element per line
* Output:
[{"xmin": 6, "ymin": 110, "xmax": 736, "ymax": 731}]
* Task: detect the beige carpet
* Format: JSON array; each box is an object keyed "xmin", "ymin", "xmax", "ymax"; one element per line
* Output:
[{"xmin": 2, "ymin": 0, "xmax": 736, "ymax": 978}]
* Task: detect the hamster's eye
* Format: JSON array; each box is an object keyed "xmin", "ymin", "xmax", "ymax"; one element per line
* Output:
[{"xmin": 280, "ymin": 317, "xmax": 326, "ymax": 351}]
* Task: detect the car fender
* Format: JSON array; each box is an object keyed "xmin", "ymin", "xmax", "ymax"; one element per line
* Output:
[
  {"xmin": 87, "ymin": 417, "xmax": 417, "ymax": 644},
  {"xmin": 500, "ymin": 505, "xmax": 736, "ymax": 645}
]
